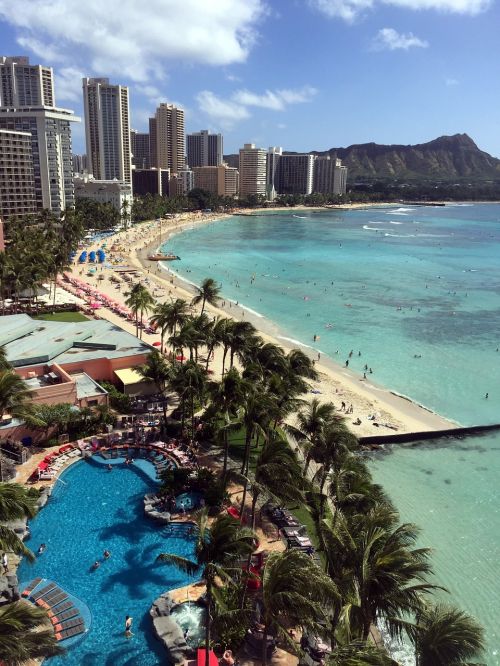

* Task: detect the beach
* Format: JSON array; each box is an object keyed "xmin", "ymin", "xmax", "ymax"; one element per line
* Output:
[{"xmin": 72, "ymin": 208, "xmax": 456, "ymax": 439}]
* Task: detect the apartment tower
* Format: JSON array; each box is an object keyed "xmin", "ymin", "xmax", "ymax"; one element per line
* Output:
[
  {"xmin": 130, "ymin": 129, "xmax": 151, "ymax": 170},
  {"xmin": 82, "ymin": 77, "xmax": 132, "ymax": 185},
  {"xmin": 187, "ymin": 130, "xmax": 223, "ymax": 167},
  {"xmin": 0, "ymin": 128, "xmax": 36, "ymax": 219},
  {"xmin": 275, "ymin": 154, "xmax": 315, "ymax": 195},
  {"xmin": 0, "ymin": 56, "xmax": 54, "ymax": 107},
  {"xmin": 313, "ymin": 156, "xmax": 347, "ymax": 195},
  {"xmin": 150, "ymin": 103, "xmax": 185, "ymax": 173},
  {"xmin": 238, "ymin": 143, "xmax": 267, "ymax": 197}
]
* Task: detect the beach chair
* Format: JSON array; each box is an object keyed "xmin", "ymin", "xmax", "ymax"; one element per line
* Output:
[
  {"xmin": 47, "ymin": 600, "xmax": 73, "ymax": 617},
  {"xmin": 37, "ymin": 591, "xmax": 68, "ymax": 608},
  {"xmin": 31, "ymin": 582, "xmax": 57, "ymax": 600},
  {"xmin": 50, "ymin": 607, "xmax": 80, "ymax": 624},
  {"xmin": 55, "ymin": 624, "xmax": 86, "ymax": 641},
  {"xmin": 21, "ymin": 578, "xmax": 42, "ymax": 597},
  {"xmin": 53, "ymin": 617, "xmax": 84, "ymax": 632}
]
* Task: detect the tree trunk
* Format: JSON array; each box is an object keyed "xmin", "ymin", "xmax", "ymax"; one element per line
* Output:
[
  {"xmin": 201, "ymin": 297, "xmax": 206, "ymax": 315},
  {"xmin": 205, "ymin": 579, "xmax": 212, "ymax": 666},
  {"xmin": 240, "ymin": 427, "xmax": 252, "ymax": 474},
  {"xmin": 261, "ymin": 621, "xmax": 268, "ymax": 666},
  {"xmin": 250, "ymin": 491, "xmax": 259, "ymax": 533},
  {"xmin": 222, "ymin": 346, "xmax": 228, "ymax": 374},
  {"xmin": 205, "ymin": 345, "xmax": 213, "ymax": 371},
  {"xmin": 222, "ymin": 428, "xmax": 229, "ymax": 475}
]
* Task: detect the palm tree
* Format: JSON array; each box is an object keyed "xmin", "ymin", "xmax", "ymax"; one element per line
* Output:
[
  {"xmin": 125, "ymin": 284, "xmax": 155, "ymax": 338},
  {"xmin": 0, "ymin": 370, "xmax": 35, "ymax": 423},
  {"xmin": 249, "ymin": 437, "xmax": 305, "ymax": 531},
  {"xmin": 170, "ymin": 360, "xmax": 207, "ymax": 435},
  {"xmin": 411, "ymin": 603, "xmax": 485, "ymax": 666},
  {"xmin": 209, "ymin": 368, "xmax": 245, "ymax": 474},
  {"xmin": 292, "ymin": 399, "xmax": 337, "ymax": 474},
  {"xmin": 137, "ymin": 351, "xmax": 172, "ymax": 423},
  {"xmin": 0, "ymin": 601, "xmax": 64, "ymax": 664},
  {"xmin": 259, "ymin": 549, "xmax": 339, "ymax": 666},
  {"xmin": 150, "ymin": 300, "xmax": 189, "ymax": 354},
  {"xmin": 328, "ymin": 641, "xmax": 398, "ymax": 665},
  {"xmin": 0, "ymin": 345, "xmax": 9, "ymax": 370},
  {"xmin": 0, "ymin": 483, "xmax": 38, "ymax": 560},
  {"xmin": 157, "ymin": 510, "xmax": 255, "ymax": 666},
  {"xmin": 191, "ymin": 277, "xmax": 221, "ymax": 314}
]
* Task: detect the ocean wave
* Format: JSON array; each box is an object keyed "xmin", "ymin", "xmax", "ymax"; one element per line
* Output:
[
  {"xmin": 389, "ymin": 221, "xmax": 403, "ymax": 225},
  {"xmin": 391, "ymin": 207, "xmax": 415, "ymax": 213},
  {"xmin": 277, "ymin": 336, "xmax": 316, "ymax": 351},
  {"xmin": 388, "ymin": 211, "xmax": 409, "ymax": 216},
  {"xmin": 384, "ymin": 233, "xmax": 416, "ymax": 237},
  {"xmin": 363, "ymin": 225, "xmax": 389, "ymax": 231},
  {"xmin": 417, "ymin": 233, "xmax": 450, "ymax": 238},
  {"xmin": 293, "ymin": 215, "xmax": 308, "ymax": 219},
  {"xmin": 240, "ymin": 304, "xmax": 264, "ymax": 318}
]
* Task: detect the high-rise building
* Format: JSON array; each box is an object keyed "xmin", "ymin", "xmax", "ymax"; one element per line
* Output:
[
  {"xmin": 132, "ymin": 168, "xmax": 170, "ymax": 197},
  {"xmin": 169, "ymin": 169, "xmax": 193, "ymax": 196},
  {"xmin": 0, "ymin": 56, "xmax": 55, "ymax": 108},
  {"xmin": 192, "ymin": 165, "xmax": 239, "ymax": 197},
  {"xmin": 74, "ymin": 173, "xmax": 132, "ymax": 223},
  {"xmin": 0, "ymin": 128, "xmax": 36, "ymax": 219},
  {"xmin": 275, "ymin": 154, "xmax": 315, "ymax": 195},
  {"xmin": 72, "ymin": 153, "xmax": 87, "ymax": 175},
  {"xmin": 238, "ymin": 143, "xmax": 267, "ymax": 197},
  {"xmin": 131, "ymin": 129, "xmax": 150, "ymax": 169},
  {"xmin": 150, "ymin": 103, "xmax": 185, "ymax": 173},
  {"xmin": 266, "ymin": 146, "xmax": 282, "ymax": 200},
  {"xmin": 187, "ymin": 130, "xmax": 223, "ymax": 167},
  {"xmin": 313, "ymin": 156, "xmax": 347, "ymax": 195},
  {"xmin": 82, "ymin": 77, "xmax": 132, "ymax": 185},
  {"xmin": 0, "ymin": 106, "xmax": 80, "ymax": 214}
]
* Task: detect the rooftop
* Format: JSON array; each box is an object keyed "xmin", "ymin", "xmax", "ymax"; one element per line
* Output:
[{"xmin": 2, "ymin": 314, "xmax": 151, "ymax": 368}]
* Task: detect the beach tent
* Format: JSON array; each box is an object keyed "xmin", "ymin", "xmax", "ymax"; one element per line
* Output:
[
  {"xmin": 89, "ymin": 251, "xmax": 96, "ymax": 263},
  {"xmin": 78, "ymin": 251, "xmax": 87, "ymax": 263}
]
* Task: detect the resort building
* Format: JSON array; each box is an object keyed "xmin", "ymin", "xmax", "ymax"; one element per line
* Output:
[
  {"xmin": 238, "ymin": 143, "xmax": 267, "ymax": 197},
  {"xmin": 82, "ymin": 77, "xmax": 132, "ymax": 186},
  {"xmin": 275, "ymin": 153, "xmax": 315, "ymax": 195},
  {"xmin": 74, "ymin": 174, "xmax": 132, "ymax": 223},
  {"xmin": 192, "ymin": 165, "xmax": 239, "ymax": 197},
  {"xmin": 0, "ymin": 105, "xmax": 80, "ymax": 215},
  {"xmin": 313, "ymin": 156, "xmax": 348, "ymax": 195},
  {"xmin": 149, "ymin": 103, "xmax": 185, "ymax": 174},
  {"xmin": 187, "ymin": 130, "xmax": 223, "ymax": 167},
  {"xmin": 131, "ymin": 129, "xmax": 151, "ymax": 170},
  {"xmin": 132, "ymin": 168, "xmax": 170, "ymax": 197},
  {"xmin": 0, "ymin": 128, "xmax": 36, "ymax": 219},
  {"xmin": 0, "ymin": 56, "xmax": 55, "ymax": 108},
  {"xmin": 266, "ymin": 146, "xmax": 282, "ymax": 200},
  {"xmin": 169, "ymin": 169, "xmax": 193, "ymax": 196}
]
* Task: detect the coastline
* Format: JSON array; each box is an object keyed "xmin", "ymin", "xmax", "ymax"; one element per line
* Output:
[{"xmin": 118, "ymin": 211, "xmax": 457, "ymax": 437}]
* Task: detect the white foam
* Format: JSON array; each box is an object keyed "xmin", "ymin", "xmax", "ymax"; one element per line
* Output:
[
  {"xmin": 278, "ymin": 336, "xmax": 315, "ymax": 350},
  {"xmin": 389, "ymin": 220, "xmax": 403, "ymax": 225},
  {"xmin": 388, "ymin": 211, "xmax": 409, "ymax": 216},
  {"xmin": 292, "ymin": 215, "xmax": 308, "ymax": 219},
  {"xmin": 384, "ymin": 233, "xmax": 416, "ymax": 237},
  {"xmin": 240, "ymin": 304, "xmax": 264, "ymax": 318},
  {"xmin": 363, "ymin": 224, "xmax": 388, "ymax": 231}
]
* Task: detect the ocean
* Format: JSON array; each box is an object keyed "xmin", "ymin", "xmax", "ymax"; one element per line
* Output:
[{"xmin": 162, "ymin": 204, "xmax": 500, "ymax": 662}]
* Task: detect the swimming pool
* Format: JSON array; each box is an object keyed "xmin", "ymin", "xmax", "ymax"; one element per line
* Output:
[{"xmin": 18, "ymin": 460, "xmax": 198, "ymax": 665}]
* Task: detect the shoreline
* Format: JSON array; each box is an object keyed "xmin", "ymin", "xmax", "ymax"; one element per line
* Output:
[{"xmin": 121, "ymin": 213, "xmax": 457, "ymax": 437}]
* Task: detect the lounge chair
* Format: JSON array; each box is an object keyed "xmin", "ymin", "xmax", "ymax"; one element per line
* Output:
[
  {"xmin": 21, "ymin": 577, "xmax": 42, "ymax": 597},
  {"xmin": 50, "ymin": 607, "xmax": 80, "ymax": 624},
  {"xmin": 37, "ymin": 591, "xmax": 68, "ymax": 608},
  {"xmin": 55, "ymin": 624, "xmax": 86, "ymax": 641},
  {"xmin": 53, "ymin": 617, "xmax": 84, "ymax": 632},
  {"xmin": 47, "ymin": 600, "xmax": 73, "ymax": 617},
  {"xmin": 31, "ymin": 582, "xmax": 57, "ymax": 600}
]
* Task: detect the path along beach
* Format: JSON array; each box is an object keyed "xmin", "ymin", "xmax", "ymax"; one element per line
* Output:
[{"xmin": 71, "ymin": 206, "xmax": 457, "ymax": 439}]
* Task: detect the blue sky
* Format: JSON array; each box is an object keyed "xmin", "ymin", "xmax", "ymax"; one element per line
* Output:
[{"xmin": 0, "ymin": 0, "xmax": 498, "ymax": 157}]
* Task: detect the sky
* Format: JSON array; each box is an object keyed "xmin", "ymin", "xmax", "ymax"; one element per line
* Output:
[{"xmin": 0, "ymin": 0, "xmax": 499, "ymax": 157}]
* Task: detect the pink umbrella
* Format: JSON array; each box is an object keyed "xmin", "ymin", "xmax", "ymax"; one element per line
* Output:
[{"xmin": 90, "ymin": 302, "xmax": 101, "ymax": 309}]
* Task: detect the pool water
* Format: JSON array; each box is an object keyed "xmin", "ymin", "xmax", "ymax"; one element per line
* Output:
[
  {"xmin": 175, "ymin": 491, "xmax": 203, "ymax": 512},
  {"xmin": 18, "ymin": 460, "xmax": 198, "ymax": 665}
]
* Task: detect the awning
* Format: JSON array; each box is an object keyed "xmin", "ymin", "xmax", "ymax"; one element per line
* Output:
[
  {"xmin": 197, "ymin": 650, "xmax": 218, "ymax": 666},
  {"xmin": 114, "ymin": 368, "xmax": 146, "ymax": 386}
]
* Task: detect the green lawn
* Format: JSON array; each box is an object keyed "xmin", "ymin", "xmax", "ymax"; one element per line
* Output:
[{"xmin": 34, "ymin": 311, "xmax": 89, "ymax": 322}]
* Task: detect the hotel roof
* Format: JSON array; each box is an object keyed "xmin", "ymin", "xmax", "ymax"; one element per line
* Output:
[{"xmin": 2, "ymin": 314, "xmax": 151, "ymax": 368}]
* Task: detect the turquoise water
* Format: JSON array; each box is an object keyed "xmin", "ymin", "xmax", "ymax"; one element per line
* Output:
[
  {"xmin": 18, "ymin": 460, "xmax": 197, "ymax": 665},
  {"xmin": 166, "ymin": 204, "xmax": 500, "ymax": 426},
  {"xmin": 164, "ymin": 204, "xmax": 500, "ymax": 663}
]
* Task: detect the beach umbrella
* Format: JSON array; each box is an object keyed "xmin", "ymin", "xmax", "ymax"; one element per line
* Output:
[
  {"xmin": 90, "ymin": 302, "xmax": 101, "ymax": 309},
  {"xmin": 153, "ymin": 341, "xmax": 162, "ymax": 347}
]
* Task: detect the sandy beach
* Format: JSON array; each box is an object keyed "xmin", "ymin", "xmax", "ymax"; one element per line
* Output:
[{"xmin": 69, "ymin": 207, "xmax": 457, "ymax": 439}]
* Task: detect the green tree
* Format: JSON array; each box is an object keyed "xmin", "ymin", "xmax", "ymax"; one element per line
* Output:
[
  {"xmin": 0, "ymin": 483, "xmax": 38, "ymax": 561},
  {"xmin": 412, "ymin": 604, "xmax": 485, "ymax": 666},
  {"xmin": 136, "ymin": 351, "xmax": 172, "ymax": 423},
  {"xmin": 125, "ymin": 284, "xmax": 155, "ymax": 338},
  {"xmin": 0, "ymin": 601, "xmax": 64, "ymax": 664},
  {"xmin": 157, "ymin": 510, "xmax": 255, "ymax": 666},
  {"xmin": 0, "ymin": 370, "xmax": 36, "ymax": 423},
  {"xmin": 191, "ymin": 278, "xmax": 221, "ymax": 315},
  {"xmin": 259, "ymin": 549, "xmax": 339, "ymax": 666}
]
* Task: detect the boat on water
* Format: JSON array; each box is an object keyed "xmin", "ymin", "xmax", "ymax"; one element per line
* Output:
[{"xmin": 147, "ymin": 253, "xmax": 180, "ymax": 261}]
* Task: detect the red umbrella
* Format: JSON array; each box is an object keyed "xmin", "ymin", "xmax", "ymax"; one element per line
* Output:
[
  {"xmin": 176, "ymin": 355, "xmax": 186, "ymax": 361},
  {"xmin": 153, "ymin": 342, "xmax": 162, "ymax": 347}
]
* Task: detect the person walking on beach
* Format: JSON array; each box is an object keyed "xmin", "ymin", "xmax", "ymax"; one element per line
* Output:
[
  {"xmin": 1, "ymin": 552, "xmax": 7, "ymax": 574},
  {"xmin": 125, "ymin": 615, "xmax": 133, "ymax": 637}
]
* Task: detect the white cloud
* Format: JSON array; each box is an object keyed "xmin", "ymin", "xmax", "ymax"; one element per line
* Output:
[
  {"xmin": 196, "ymin": 91, "xmax": 250, "ymax": 130},
  {"xmin": 55, "ymin": 67, "xmax": 85, "ymax": 103},
  {"xmin": 373, "ymin": 27, "xmax": 429, "ymax": 50},
  {"xmin": 0, "ymin": 0, "xmax": 266, "ymax": 82},
  {"xmin": 309, "ymin": 0, "xmax": 490, "ymax": 21},
  {"xmin": 226, "ymin": 73, "xmax": 242, "ymax": 82},
  {"xmin": 445, "ymin": 77, "xmax": 459, "ymax": 85},
  {"xmin": 16, "ymin": 36, "xmax": 63, "ymax": 62},
  {"xmin": 197, "ymin": 85, "xmax": 317, "ymax": 128}
]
